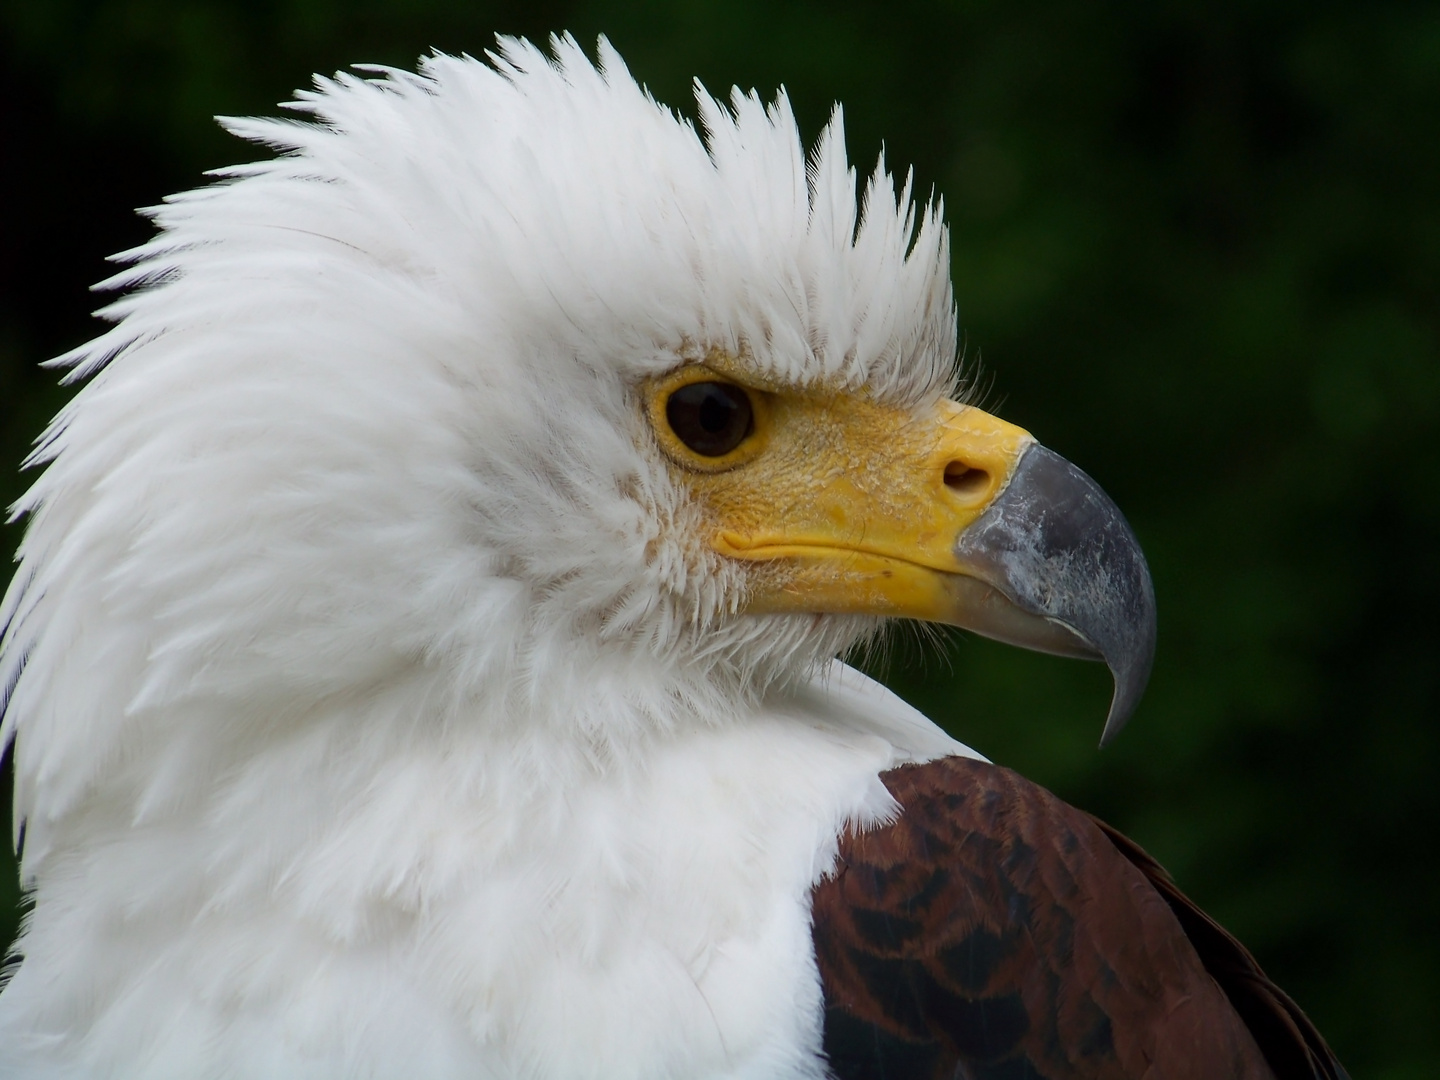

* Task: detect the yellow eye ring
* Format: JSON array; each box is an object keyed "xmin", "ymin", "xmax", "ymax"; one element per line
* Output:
[{"xmin": 645, "ymin": 365, "xmax": 772, "ymax": 473}]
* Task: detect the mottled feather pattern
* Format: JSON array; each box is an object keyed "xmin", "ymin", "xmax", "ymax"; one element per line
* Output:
[{"xmin": 811, "ymin": 757, "xmax": 1327, "ymax": 1079}]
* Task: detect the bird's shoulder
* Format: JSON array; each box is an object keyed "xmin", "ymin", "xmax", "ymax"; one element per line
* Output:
[{"xmin": 810, "ymin": 755, "xmax": 1347, "ymax": 1080}]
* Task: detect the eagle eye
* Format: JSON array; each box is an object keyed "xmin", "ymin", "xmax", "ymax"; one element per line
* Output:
[{"xmin": 665, "ymin": 381, "xmax": 755, "ymax": 457}]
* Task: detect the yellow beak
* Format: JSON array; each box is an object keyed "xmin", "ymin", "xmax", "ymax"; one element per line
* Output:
[
  {"xmin": 651, "ymin": 369, "xmax": 1156, "ymax": 743},
  {"xmin": 712, "ymin": 398, "xmax": 1035, "ymax": 623}
]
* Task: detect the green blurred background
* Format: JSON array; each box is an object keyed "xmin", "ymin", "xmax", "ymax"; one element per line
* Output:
[{"xmin": 1, "ymin": 1, "xmax": 1436, "ymax": 1074}]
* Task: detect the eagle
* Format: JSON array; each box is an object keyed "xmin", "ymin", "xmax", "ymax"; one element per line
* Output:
[{"xmin": 0, "ymin": 35, "xmax": 1345, "ymax": 1080}]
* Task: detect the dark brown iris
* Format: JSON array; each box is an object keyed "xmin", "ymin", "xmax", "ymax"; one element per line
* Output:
[{"xmin": 665, "ymin": 381, "xmax": 754, "ymax": 457}]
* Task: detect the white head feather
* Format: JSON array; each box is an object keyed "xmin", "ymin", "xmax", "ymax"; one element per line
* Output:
[{"xmin": 0, "ymin": 35, "xmax": 967, "ymax": 1078}]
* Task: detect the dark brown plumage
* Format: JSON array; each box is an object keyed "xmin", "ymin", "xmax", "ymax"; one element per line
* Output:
[{"xmin": 810, "ymin": 757, "xmax": 1348, "ymax": 1080}]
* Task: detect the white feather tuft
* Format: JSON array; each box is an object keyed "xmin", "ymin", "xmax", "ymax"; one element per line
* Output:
[{"xmin": 0, "ymin": 36, "xmax": 969, "ymax": 1078}]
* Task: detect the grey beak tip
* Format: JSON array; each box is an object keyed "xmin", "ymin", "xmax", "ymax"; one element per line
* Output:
[
  {"xmin": 1098, "ymin": 595, "xmax": 1157, "ymax": 748},
  {"xmin": 1099, "ymin": 639, "xmax": 1155, "ymax": 747},
  {"xmin": 1098, "ymin": 698, "xmax": 1133, "ymax": 749},
  {"xmin": 956, "ymin": 443, "xmax": 1157, "ymax": 746}
]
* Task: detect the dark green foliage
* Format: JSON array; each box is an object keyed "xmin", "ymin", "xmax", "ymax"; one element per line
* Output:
[{"xmin": 1, "ymin": 2, "xmax": 1436, "ymax": 1074}]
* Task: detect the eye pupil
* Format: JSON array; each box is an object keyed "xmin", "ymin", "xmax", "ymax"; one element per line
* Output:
[
  {"xmin": 666, "ymin": 381, "xmax": 754, "ymax": 457},
  {"xmin": 699, "ymin": 395, "xmax": 731, "ymax": 433}
]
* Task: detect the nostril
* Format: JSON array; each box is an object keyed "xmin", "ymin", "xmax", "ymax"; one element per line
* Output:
[{"xmin": 944, "ymin": 462, "xmax": 990, "ymax": 498}]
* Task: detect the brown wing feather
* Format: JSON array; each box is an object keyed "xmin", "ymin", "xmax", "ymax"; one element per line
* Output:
[
  {"xmin": 810, "ymin": 756, "xmax": 1346, "ymax": 1080},
  {"xmin": 1091, "ymin": 819, "xmax": 1348, "ymax": 1080}
]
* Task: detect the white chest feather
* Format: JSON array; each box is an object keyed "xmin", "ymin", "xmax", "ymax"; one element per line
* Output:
[{"xmin": 0, "ymin": 665, "xmax": 972, "ymax": 1080}]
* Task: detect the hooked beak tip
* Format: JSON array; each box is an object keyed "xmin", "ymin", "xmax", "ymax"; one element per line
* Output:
[{"xmin": 953, "ymin": 443, "xmax": 1157, "ymax": 745}]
